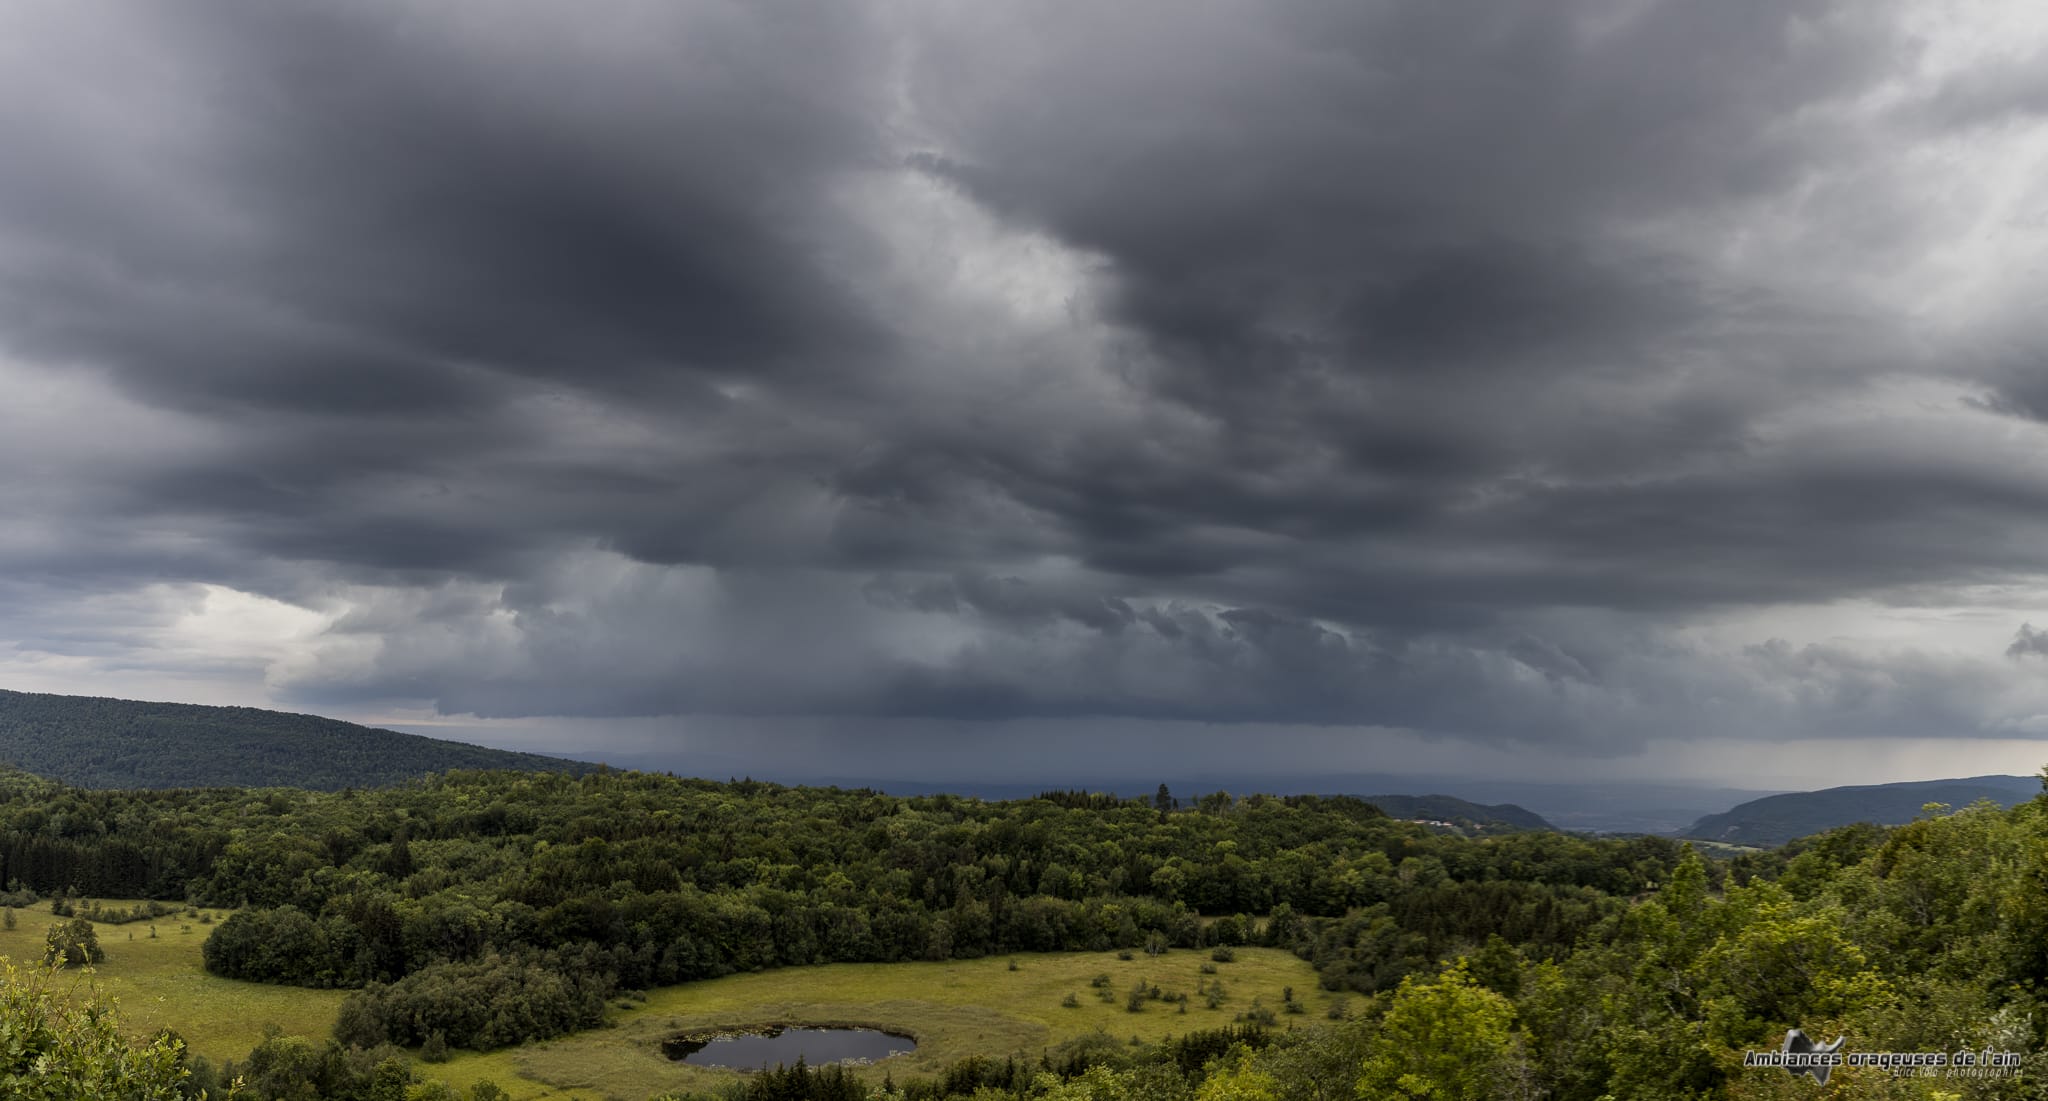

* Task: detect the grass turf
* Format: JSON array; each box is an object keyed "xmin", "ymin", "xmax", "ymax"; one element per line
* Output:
[
  {"xmin": 444, "ymin": 947, "xmax": 1335, "ymax": 1101},
  {"xmin": 2, "ymin": 901, "xmax": 1333, "ymax": 1101},
  {"xmin": 0, "ymin": 899, "xmax": 348, "ymax": 1065}
]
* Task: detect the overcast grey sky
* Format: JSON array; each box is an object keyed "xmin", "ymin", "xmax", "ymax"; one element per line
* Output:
[{"xmin": 7, "ymin": 0, "xmax": 2048, "ymax": 788}]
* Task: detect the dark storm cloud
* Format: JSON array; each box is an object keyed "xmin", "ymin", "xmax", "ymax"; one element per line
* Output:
[
  {"xmin": 897, "ymin": 0, "xmax": 1923, "ymax": 590},
  {"xmin": 1, "ymin": 2, "xmax": 889, "ymax": 415},
  {"xmin": 3, "ymin": 0, "xmax": 2046, "ymax": 746},
  {"xmin": 0, "ymin": 0, "xmax": 898, "ymax": 580}
]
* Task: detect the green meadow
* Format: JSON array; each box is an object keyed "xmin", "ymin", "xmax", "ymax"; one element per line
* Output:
[
  {"xmin": 0, "ymin": 904, "xmax": 1334, "ymax": 1101},
  {"xmin": 445, "ymin": 947, "xmax": 1335, "ymax": 1101},
  {"xmin": 0, "ymin": 899, "xmax": 348, "ymax": 1065}
]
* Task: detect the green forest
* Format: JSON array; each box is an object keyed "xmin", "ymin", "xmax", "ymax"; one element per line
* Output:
[
  {"xmin": 0, "ymin": 689, "xmax": 591, "ymax": 790},
  {"xmin": 3, "ymin": 765, "xmax": 2046, "ymax": 1098}
]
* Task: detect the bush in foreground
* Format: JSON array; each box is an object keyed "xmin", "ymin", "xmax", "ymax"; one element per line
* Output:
[{"xmin": 0, "ymin": 959, "xmax": 209, "ymax": 1099}]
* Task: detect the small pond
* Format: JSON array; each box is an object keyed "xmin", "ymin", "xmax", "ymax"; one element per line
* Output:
[{"xmin": 663, "ymin": 1026, "xmax": 918, "ymax": 1069}]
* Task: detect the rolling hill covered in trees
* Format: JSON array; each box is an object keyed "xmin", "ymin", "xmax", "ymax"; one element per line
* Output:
[
  {"xmin": 1680, "ymin": 773, "xmax": 2040, "ymax": 847},
  {"xmin": 3, "ymin": 766, "xmax": 2048, "ymax": 1097},
  {"xmin": 0, "ymin": 688, "xmax": 592, "ymax": 790},
  {"xmin": 1360, "ymin": 793, "xmax": 1552, "ymax": 832},
  {"xmin": 0, "ymin": 767, "xmax": 1679, "ymax": 1055}
]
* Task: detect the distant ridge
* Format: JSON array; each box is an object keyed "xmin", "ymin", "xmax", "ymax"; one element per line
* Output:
[
  {"xmin": 1680, "ymin": 774, "xmax": 2040, "ymax": 847},
  {"xmin": 0, "ymin": 688, "xmax": 595, "ymax": 790},
  {"xmin": 1362, "ymin": 793, "xmax": 1553, "ymax": 832},
  {"xmin": 741, "ymin": 773, "xmax": 1768, "ymax": 834}
]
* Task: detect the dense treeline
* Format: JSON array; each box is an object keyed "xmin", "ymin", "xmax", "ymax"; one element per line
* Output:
[
  {"xmin": 639, "ymin": 793, "xmax": 2048, "ymax": 1101},
  {"xmin": 0, "ymin": 766, "xmax": 1680, "ymax": 1051},
  {"xmin": 10, "ymin": 765, "xmax": 2048, "ymax": 1096},
  {"xmin": 331, "ymin": 949, "xmax": 613, "ymax": 1049},
  {"xmin": 0, "ymin": 688, "xmax": 592, "ymax": 790}
]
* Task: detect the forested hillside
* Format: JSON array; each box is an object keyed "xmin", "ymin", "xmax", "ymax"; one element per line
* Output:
[
  {"xmin": 3, "ymin": 768, "xmax": 2046, "ymax": 1098},
  {"xmin": 1360, "ymin": 793, "xmax": 1552, "ymax": 831},
  {"xmin": 1682, "ymin": 773, "xmax": 2040, "ymax": 846},
  {"xmin": 0, "ymin": 688, "xmax": 591, "ymax": 789},
  {"xmin": 0, "ymin": 769, "xmax": 1675, "ymax": 1053}
]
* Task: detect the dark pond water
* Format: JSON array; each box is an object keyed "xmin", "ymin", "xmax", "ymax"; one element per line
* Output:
[{"xmin": 663, "ymin": 1026, "xmax": 917, "ymax": 1068}]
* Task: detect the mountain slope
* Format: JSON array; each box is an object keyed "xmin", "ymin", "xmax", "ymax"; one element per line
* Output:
[
  {"xmin": 1680, "ymin": 774, "xmax": 2040, "ymax": 847},
  {"xmin": 0, "ymin": 688, "xmax": 593, "ymax": 790},
  {"xmin": 1363, "ymin": 793, "xmax": 1553, "ymax": 831}
]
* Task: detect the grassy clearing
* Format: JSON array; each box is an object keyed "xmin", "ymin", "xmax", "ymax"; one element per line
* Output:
[
  {"xmin": 2, "ymin": 901, "xmax": 1332, "ymax": 1101},
  {"xmin": 1685, "ymin": 840, "xmax": 1766, "ymax": 857},
  {"xmin": 0, "ymin": 899, "xmax": 594, "ymax": 1100},
  {"xmin": 0, "ymin": 899, "xmax": 348, "ymax": 1065},
  {"xmin": 468, "ymin": 947, "xmax": 1334, "ymax": 1101}
]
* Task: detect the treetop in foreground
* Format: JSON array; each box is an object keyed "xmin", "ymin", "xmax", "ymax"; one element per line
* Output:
[{"xmin": 0, "ymin": 959, "xmax": 209, "ymax": 1099}]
